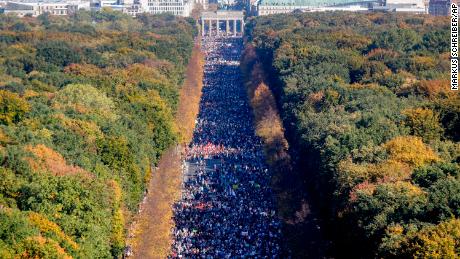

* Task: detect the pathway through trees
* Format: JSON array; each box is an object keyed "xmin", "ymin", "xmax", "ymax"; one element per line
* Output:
[{"xmin": 170, "ymin": 37, "xmax": 282, "ymax": 257}]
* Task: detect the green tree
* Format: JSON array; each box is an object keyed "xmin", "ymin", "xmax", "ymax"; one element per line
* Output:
[
  {"xmin": 372, "ymin": 28, "xmax": 421, "ymax": 52},
  {"xmin": 36, "ymin": 41, "xmax": 82, "ymax": 68},
  {"xmin": 422, "ymin": 29, "xmax": 449, "ymax": 54}
]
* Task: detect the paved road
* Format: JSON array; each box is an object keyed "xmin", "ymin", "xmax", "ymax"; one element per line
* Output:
[{"xmin": 170, "ymin": 36, "xmax": 283, "ymax": 258}]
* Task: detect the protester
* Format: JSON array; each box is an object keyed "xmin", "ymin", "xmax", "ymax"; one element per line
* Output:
[{"xmin": 170, "ymin": 36, "xmax": 282, "ymax": 258}]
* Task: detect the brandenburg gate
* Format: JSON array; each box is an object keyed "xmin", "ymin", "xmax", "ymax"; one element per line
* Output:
[{"xmin": 201, "ymin": 11, "xmax": 245, "ymax": 37}]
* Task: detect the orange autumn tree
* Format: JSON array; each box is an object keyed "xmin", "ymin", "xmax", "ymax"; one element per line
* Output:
[
  {"xmin": 0, "ymin": 11, "xmax": 196, "ymax": 259},
  {"xmin": 247, "ymin": 11, "xmax": 457, "ymax": 258},
  {"xmin": 24, "ymin": 144, "xmax": 91, "ymax": 177}
]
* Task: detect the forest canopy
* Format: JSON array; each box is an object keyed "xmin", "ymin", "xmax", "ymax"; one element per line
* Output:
[
  {"xmin": 0, "ymin": 10, "xmax": 196, "ymax": 258},
  {"xmin": 246, "ymin": 12, "xmax": 459, "ymax": 258}
]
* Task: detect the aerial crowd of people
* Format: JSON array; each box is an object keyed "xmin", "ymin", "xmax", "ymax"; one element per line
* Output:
[{"xmin": 170, "ymin": 36, "xmax": 282, "ymax": 258}]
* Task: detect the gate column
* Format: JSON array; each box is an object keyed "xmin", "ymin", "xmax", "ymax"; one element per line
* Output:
[
  {"xmin": 201, "ymin": 11, "xmax": 244, "ymax": 38},
  {"xmin": 208, "ymin": 19, "xmax": 212, "ymax": 37},
  {"xmin": 201, "ymin": 19, "xmax": 205, "ymax": 37}
]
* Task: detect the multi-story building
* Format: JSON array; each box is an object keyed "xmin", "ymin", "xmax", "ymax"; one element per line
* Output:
[
  {"xmin": 2, "ymin": 0, "xmax": 200, "ymax": 17},
  {"xmin": 122, "ymin": 2, "xmax": 142, "ymax": 15},
  {"xmin": 256, "ymin": 0, "xmax": 429, "ymax": 14},
  {"xmin": 4, "ymin": 1, "xmax": 89, "ymax": 16},
  {"xmin": 257, "ymin": 0, "xmax": 374, "ymax": 15},
  {"xmin": 429, "ymin": 0, "xmax": 457, "ymax": 15},
  {"xmin": 90, "ymin": 0, "xmax": 121, "ymax": 10},
  {"xmin": 195, "ymin": 0, "xmax": 206, "ymax": 9},
  {"xmin": 141, "ymin": 0, "xmax": 194, "ymax": 16},
  {"xmin": 372, "ymin": 0, "xmax": 427, "ymax": 13}
]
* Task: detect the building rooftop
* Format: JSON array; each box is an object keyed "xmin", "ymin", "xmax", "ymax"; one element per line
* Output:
[
  {"xmin": 259, "ymin": 0, "xmax": 376, "ymax": 6},
  {"xmin": 201, "ymin": 10, "xmax": 244, "ymax": 18}
]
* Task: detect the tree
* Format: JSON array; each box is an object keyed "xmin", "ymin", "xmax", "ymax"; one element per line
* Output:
[
  {"xmin": 437, "ymin": 95, "xmax": 460, "ymax": 141},
  {"xmin": 383, "ymin": 136, "xmax": 440, "ymax": 167},
  {"xmin": 0, "ymin": 90, "xmax": 30, "ymax": 125},
  {"xmin": 422, "ymin": 30, "xmax": 449, "ymax": 54},
  {"xmin": 402, "ymin": 108, "xmax": 444, "ymax": 142},
  {"xmin": 407, "ymin": 219, "xmax": 460, "ymax": 258},
  {"xmin": 0, "ymin": 12, "xmax": 196, "ymax": 259},
  {"xmin": 412, "ymin": 162, "xmax": 460, "ymax": 188},
  {"xmin": 427, "ymin": 178, "xmax": 460, "ymax": 221},
  {"xmin": 36, "ymin": 41, "xmax": 82, "ymax": 68},
  {"xmin": 247, "ymin": 12, "xmax": 454, "ymax": 258},
  {"xmin": 372, "ymin": 28, "xmax": 421, "ymax": 53},
  {"xmin": 53, "ymin": 84, "xmax": 117, "ymax": 122},
  {"xmin": 353, "ymin": 181, "xmax": 427, "ymax": 236},
  {"xmin": 17, "ymin": 236, "xmax": 72, "ymax": 259}
]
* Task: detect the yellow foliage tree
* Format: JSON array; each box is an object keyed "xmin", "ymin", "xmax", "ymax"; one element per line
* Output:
[
  {"xmin": 52, "ymin": 84, "xmax": 118, "ymax": 122},
  {"xmin": 383, "ymin": 136, "xmax": 440, "ymax": 167},
  {"xmin": 107, "ymin": 180, "xmax": 125, "ymax": 256},
  {"xmin": 175, "ymin": 44, "xmax": 204, "ymax": 144},
  {"xmin": 380, "ymin": 219, "xmax": 460, "ymax": 259},
  {"xmin": 402, "ymin": 108, "xmax": 443, "ymax": 142},
  {"xmin": 0, "ymin": 90, "xmax": 30, "ymax": 125},
  {"xmin": 408, "ymin": 218, "xmax": 460, "ymax": 258},
  {"xmin": 410, "ymin": 56, "xmax": 437, "ymax": 71},
  {"xmin": 28, "ymin": 212, "xmax": 79, "ymax": 251},
  {"xmin": 19, "ymin": 236, "xmax": 72, "ymax": 259}
]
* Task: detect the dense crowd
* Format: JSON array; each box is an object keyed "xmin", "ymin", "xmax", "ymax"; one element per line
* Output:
[{"xmin": 170, "ymin": 37, "xmax": 282, "ymax": 258}]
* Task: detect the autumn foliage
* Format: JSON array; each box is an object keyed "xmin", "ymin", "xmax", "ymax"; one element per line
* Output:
[
  {"xmin": 0, "ymin": 90, "xmax": 30, "ymax": 125},
  {"xmin": 25, "ymin": 144, "xmax": 91, "ymax": 177},
  {"xmin": 241, "ymin": 44, "xmax": 326, "ymax": 257},
  {"xmin": 247, "ymin": 12, "xmax": 459, "ymax": 258},
  {"xmin": 383, "ymin": 136, "xmax": 440, "ymax": 167},
  {"xmin": 127, "ymin": 39, "xmax": 204, "ymax": 258},
  {"xmin": 176, "ymin": 41, "xmax": 205, "ymax": 144},
  {"xmin": 0, "ymin": 11, "xmax": 195, "ymax": 258}
]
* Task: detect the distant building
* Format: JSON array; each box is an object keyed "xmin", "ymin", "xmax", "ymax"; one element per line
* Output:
[
  {"xmin": 4, "ymin": 1, "xmax": 90, "ymax": 16},
  {"xmin": 140, "ymin": 0, "xmax": 194, "ymax": 16},
  {"xmin": 429, "ymin": 0, "xmax": 457, "ymax": 15},
  {"xmin": 257, "ymin": 0, "xmax": 375, "ymax": 15},
  {"xmin": 90, "ymin": 0, "xmax": 122, "ymax": 11},
  {"xmin": 122, "ymin": 2, "xmax": 142, "ymax": 15},
  {"xmin": 372, "ymin": 0, "xmax": 426, "ymax": 13},
  {"xmin": 256, "ymin": 0, "xmax": 430, "ymax": 14},
  {"xmin": 2, "ymin": 0, "xmax": 199, "ymax": 17},
  {"xmin": 91, "ymin": 0, "xmax": 196, "ymax": 16},
  {"xmin": 195, "ymin": 0, "xmax": 206, "ymax": 9}
]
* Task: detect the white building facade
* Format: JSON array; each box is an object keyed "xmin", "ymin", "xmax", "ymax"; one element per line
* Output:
[
  {"xmin": 143, "ymin": 0, "xmax": 193, "ymax": 16},
  {"xmin": 257, "ymin": 0, "xmax": 427, "ymax": 15},
  {"xmin": 257, "ymin": 0, "xmax": 373, "ymax": 15},
  {"xmin": 4, "ymin": 1, "xmax": 89, "ymax": 16},
  {"xmin": 373, "ymin": 0, "xmax": 427, "ymax": 13},
  {"xmin": 3, "ymin": 0, "xmax": 198, "ymax": 17}
]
